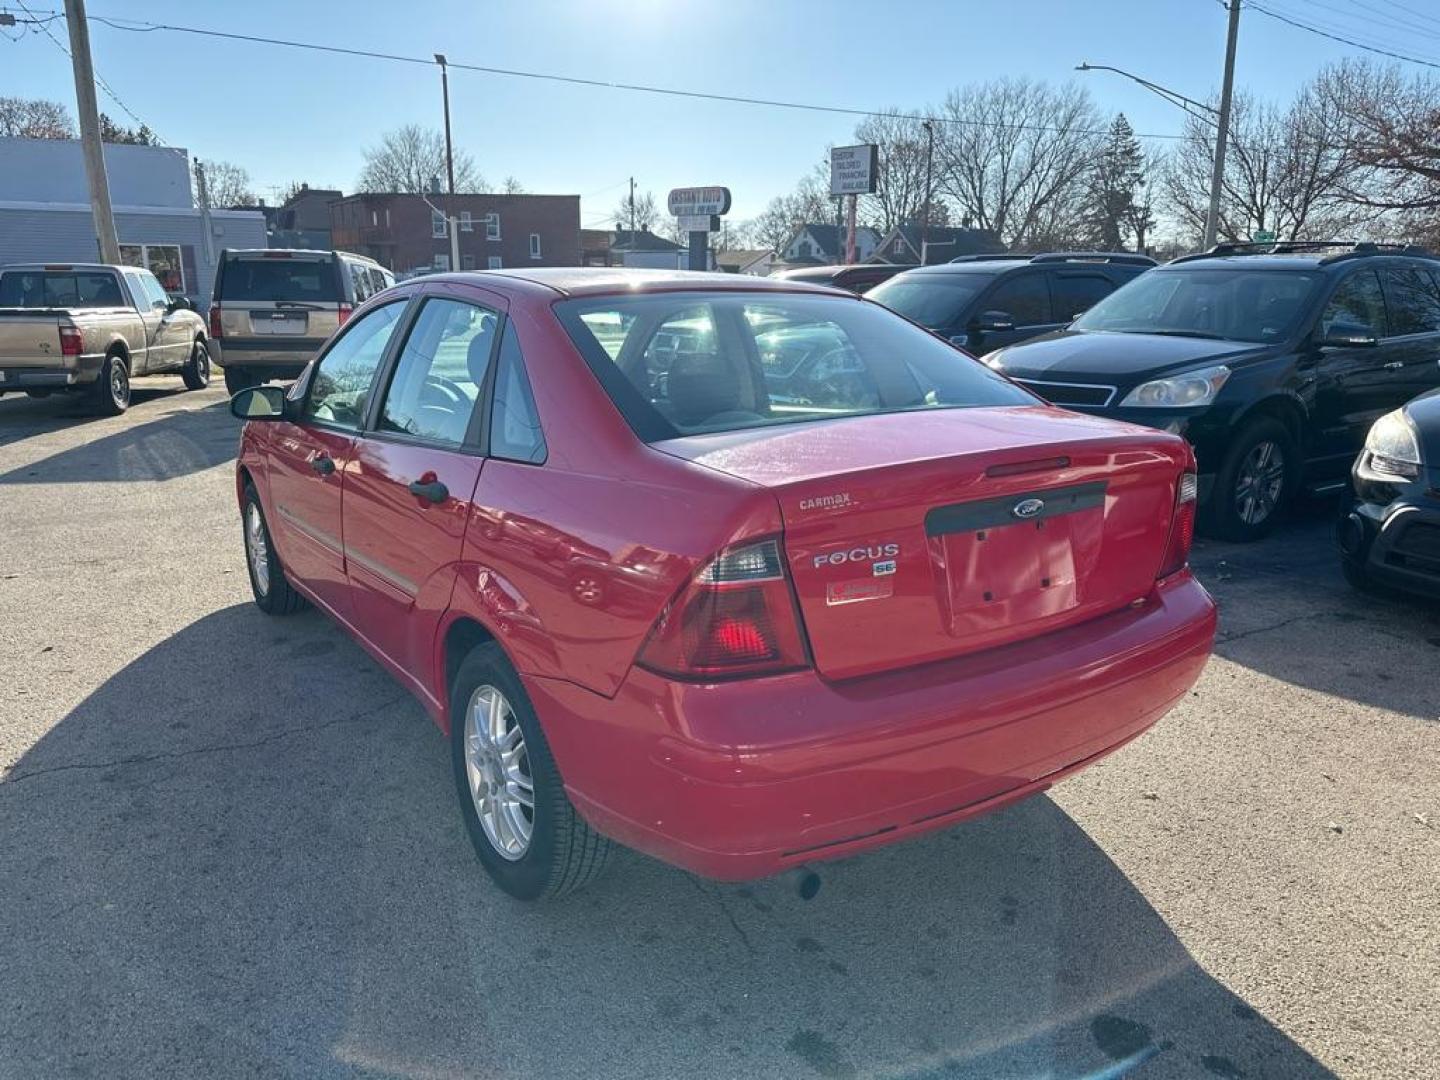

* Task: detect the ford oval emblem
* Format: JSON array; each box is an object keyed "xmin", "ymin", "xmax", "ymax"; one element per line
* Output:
[{"xmin": 1012, "ymin": 498, "xmax": 1045, "ymax": 520}]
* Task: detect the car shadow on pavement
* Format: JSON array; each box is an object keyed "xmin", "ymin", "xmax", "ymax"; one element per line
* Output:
[
  {"xmin": 0, "ymin": 390, "xmax": 235, "ymax": 484},
  {"xmin": 0, "ymin": 604, "xmax": 1337, "ymax": 1079},
  {"xmin": 1191, "ymin": 497, "xmax": 1440, "ymax": 722}
]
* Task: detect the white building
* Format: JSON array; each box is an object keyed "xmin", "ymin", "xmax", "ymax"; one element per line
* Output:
[
  {"xmin": 779, "ymin": 223, "xmax": 881, "ymax": 266},
  {"xmin": 0, "ymin": 137, "xmax": 267, "ymax": 305}
]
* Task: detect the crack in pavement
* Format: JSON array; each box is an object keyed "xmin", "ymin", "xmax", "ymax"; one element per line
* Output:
[
  {"xmin": 0, "ymin": 694, "xmax": 410, "ymax": 790},
  {"xmin": 687, "ymin": 873, "xmax": 757, "ymax": 956},
  {"xmin": 1217, "ymin": 609, "xmax": 1413, "ymax": 645}
]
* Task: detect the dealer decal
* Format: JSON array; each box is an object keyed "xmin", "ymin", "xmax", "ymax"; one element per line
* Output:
[{"xmin": 826, "ymin": 578, "xmax": 894, "ymax": 606}]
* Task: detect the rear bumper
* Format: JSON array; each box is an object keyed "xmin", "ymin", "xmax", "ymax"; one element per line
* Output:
[
  {"xmin": 528, "ymin": 572, "xmax": 1216, "ymax": 880},
  {"xmin": 212, "ymin": 338, "xmax": 320, "ymax": 370},
  {"xmin": 0, "ymin": 355, "xmax": 104, "ymax": 389}
]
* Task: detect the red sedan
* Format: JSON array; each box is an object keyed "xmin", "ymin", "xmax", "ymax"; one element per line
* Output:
[{"xmin": 230, "ymin": 269, "xmax": 1216, "ymax": 899}]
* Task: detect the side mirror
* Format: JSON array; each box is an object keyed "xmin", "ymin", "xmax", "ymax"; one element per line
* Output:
[
  {"xmin": 168, "ymin": 295, "xmax": 194, "ymax": 312},
  {"xmin": 973, "ymin": 310, "xmax": 1016, "ymax": 333},
  {"xmin": 230, "ymin": 385, "xmax": 289, "ymax": 421}
]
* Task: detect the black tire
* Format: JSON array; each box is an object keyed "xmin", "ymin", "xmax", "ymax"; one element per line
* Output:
[
  {"xmin": 223, "ymin": 365, "xmax": 254, "ymax": 395},
  {"xmin": 182, "ymin": 338, "xmax": 211, "ymax": 390},
  {"xmin": 1340, "ymin": 555, "xmax": 1379, "ymax": 594},
  {"xmin": 241, "ymin": 483, "xmax": 305, "ymax": 615},
  {"xmin": 93, "ymin": 352, "xmax": 130, "ymax": 415},
  {"xmin": 1202, "ymin": 417, "xmax": 1299, "ymax": 542},
  {"xmin": 450, "ymin": 642, "xmax": 613, "ymax": 900}
]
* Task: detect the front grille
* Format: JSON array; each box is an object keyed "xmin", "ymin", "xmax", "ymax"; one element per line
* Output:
[{"xmin": 1012, "ymin": 378, "xmax": 1115, "ymax": 408}]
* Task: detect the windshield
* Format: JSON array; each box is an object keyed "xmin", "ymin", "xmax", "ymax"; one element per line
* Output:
[
  {"xmin": 1073, "ymin": 268, "xmax": 1318, "ymax": 343},
  {"xmin": 219, "ymin": 257, "xmax": 341, "ymax": 303},
  {"xmin": 0, "ymin": 270, "xmax": 125, "ymax": 309},
  {"xmin": 556, "ymin": 291, "xmax": 1031, "ymax": 439},
  {"xmin": 866, "ymin": 274, "xmax": 988, "ymax": 330}
]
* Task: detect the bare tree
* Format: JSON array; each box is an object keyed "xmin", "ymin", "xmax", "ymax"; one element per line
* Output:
[
  {"xmin": 276, "ymin": 180, "xmax": 308, "ymax": 205},
  {"xmin": 357, "ymin": 125, "xmax": 483, "ymax": 194},
  {"xmin": 501, "ymin": 176, "xmax": 526, "ymax": 195},
  {"xmin": 935, "ymin": 78, "xmax": 1101, "ymax": 248},
  {"xmin": 614, "ymin": 190, "xmax": 659, "ymax": 232},
  {"xmin": 205, "ymin": 161, "xmax": 258, "ymax": 208},
  {"xmin": 854, "ymin": 110, "xmax": 934, "ymax": 233},
  {"xmin": 1162, "ymin": 89, "xmax": 1368, "ymax": 243},
  {"xmin": 0, "ymin": 97, "xmax": 75, "ymax": 139},
  {"xmin": 743, "ymin": 162, "xmax": 838, "ymax": 253}
]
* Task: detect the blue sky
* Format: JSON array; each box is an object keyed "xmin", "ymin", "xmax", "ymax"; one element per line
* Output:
[{"xmin": 2, "ymin": 0, "xmax": 1425, "ymax": 229}]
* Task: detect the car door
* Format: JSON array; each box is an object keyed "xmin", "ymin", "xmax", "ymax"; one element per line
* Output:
[
  {"xmin": 1378, "ymin": 264, "xmax": 1440, "ymax": 403},
  {"xmin": 341, "ymin": 287, "xmax": 500, "ymax": 677},
  {"xmin": 265, "ymin": 299, "xmax": 407, "ymax": 619},
  {"xmin": 124, "ymin": 270, "xmax": 168, "ymax": 373},
  {"xmin": 1312, "ymin": 268, "xmax": 1397, "ymax": 461},
  {"xmin": 965, "ymin": 271, "xmax": 1057, "ymax": 353}
]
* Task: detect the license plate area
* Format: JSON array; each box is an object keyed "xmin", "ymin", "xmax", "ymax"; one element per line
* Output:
[
  {"xmin": 250, "ymin": 310, "xmax": 308, "ymax": 335},
  {"xmin": 926, "ymin": 481, "xmax": 1106, "ymax": 638}
]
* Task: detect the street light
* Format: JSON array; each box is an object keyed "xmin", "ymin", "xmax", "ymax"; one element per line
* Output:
[{"xmin": 435, "ymin": 53, "xmax": 460, "ymax": 271}]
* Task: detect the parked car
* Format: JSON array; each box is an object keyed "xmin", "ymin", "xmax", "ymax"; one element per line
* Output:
[
  {"xmin": 0, "ymin": 262, "xmax": 210, "ymax": 414},
  {"xmin": 985, "ymin": 242, "xmax": 1440, "ymax": 541},
  {"xmin": 229, "ymin": 267, "xmax": 1215, "ymax": 899},
  {"xmin": 1338, "ymin": 392, "xmax": 1440, "ymax": 598},
  {"xmin": 867, "ymin": 252, "xmax": 1156, "ymax": 354},
  {"xmin": 770, "ymin": 263, "xmax": 906, "ymax": 294},
  {"xmin": 209, "ymin": 248, "xmax": 394, "ymax": 395}
]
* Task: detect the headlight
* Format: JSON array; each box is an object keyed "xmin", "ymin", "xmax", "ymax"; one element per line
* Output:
[
  {"xmin": 1120, "ymin": 364, "xmax": 1231, "ymax": 408},
  {"xmin": 1361, "ymin": 409, "xmax": 1422, "ymax": 480}
]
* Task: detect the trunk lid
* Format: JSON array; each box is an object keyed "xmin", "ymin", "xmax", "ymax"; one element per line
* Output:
[{"xmin": 658, "ymin": 407, "xmax": 1189, "ymax": 680}]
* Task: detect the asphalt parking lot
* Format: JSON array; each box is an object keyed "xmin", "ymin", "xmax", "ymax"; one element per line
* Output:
[{"xmin": 0, "ymin": 380, "xmax": 1435, "ymax": 1080}]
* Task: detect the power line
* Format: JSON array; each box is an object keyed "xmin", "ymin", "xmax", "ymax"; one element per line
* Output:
[
  {"xmin": 1245, "ymin": 0, "xmax": 1440, "ymax": 68},
  {"xmin": 1290, "ymin": 0, "xmax": 1440, "ymax": 41},
  {"xmin": 1371, "ymin": 0, "xmax": 1440, "ymax": 31},
  {"xmin": 83, "ymin": 13, "xmax": 1199, "ymax": 143}
]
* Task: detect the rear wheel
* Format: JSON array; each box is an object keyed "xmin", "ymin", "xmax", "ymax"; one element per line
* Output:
[
  {"xmin": 241, "ymin": 483, "xmax": 305, "ymax": 615},
  {"xmin": 223, "ymin": 365, "xmax": 254, "ymax": 395},
  {"xmin": 182, "ymin": 338, "xmax": 211, "ymax": 390},
  {"xmin": 93, "ymin": 353, "xmax": 130, "ymax": 415},
  {"xmin": 25, "ymin": 389, "xmax": 52, "ymax": 400},
  {"xmin": 450, "ymin": 642, "xmax": 612, "ymax": 900},
  {"xmin": 1203, "ymin": 417, "xmax": 1298, "ymax": 542}
]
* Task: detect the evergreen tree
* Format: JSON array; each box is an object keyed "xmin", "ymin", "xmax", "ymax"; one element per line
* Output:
[{"xmin": 1088, "ymin": 114, "xmax": 1145, "ymax": 250}]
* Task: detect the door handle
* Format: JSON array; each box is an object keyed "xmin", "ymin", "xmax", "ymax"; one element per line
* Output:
[
  {"xmin": 1382, "ymin": 361, "xmax": 1404, "ymax": 370},
  {"xmin": 310, "ymin": 453, "xmax": 335, "ymax": 475},
  {"xmin": 408, "ymin": 478, "xmax": 449, "ymax": 504}
]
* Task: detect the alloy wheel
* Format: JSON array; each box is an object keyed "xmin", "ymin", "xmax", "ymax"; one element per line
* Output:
[
  {"xmin": 464, "ymin": 684, "xmax": 534, "ymax": 860},
  {"xmin": 110, "ymin": 363, "xmax": 129, "ymax": 408},
  {"xmin": 1234, "ymin": 439, "xmax": 1285, "ymax": 526},
  {"xmin": 245, "ymin": 503, "xmax": 270, "ymax": 596}
]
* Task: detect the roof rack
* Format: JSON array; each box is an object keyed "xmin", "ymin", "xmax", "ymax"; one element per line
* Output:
[
  {"xmin": 948, "ymin": 251, "xmax": 1156, "ymax": 266},
  {"xmin": 1171, "ymin": 241, "xmax": 1436, "ymax": 265}
]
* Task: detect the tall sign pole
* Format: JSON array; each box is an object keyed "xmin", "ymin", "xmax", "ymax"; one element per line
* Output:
[
  {"xmin": 64, "ymin": 0, "xmax": 120, "ymax": 263},
  {"xmin": 668, "ymin": 187, "xmax": 731, "ymax": 272},
  {"xmin": 1204, "ymin": 0, "xmax": 1241, "ymax": 249},
  {"xmin": 830, "ymin": 144, "xmax": 878, "ymax": 265}
]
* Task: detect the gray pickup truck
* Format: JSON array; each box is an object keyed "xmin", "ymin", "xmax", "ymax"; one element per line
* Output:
[{"xmin": 0, "ymin": 263, "xmax": 211, "ymax": 414}]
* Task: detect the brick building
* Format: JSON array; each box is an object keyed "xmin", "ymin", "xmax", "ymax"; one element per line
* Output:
[{"xmin": 329, "ymin": 193, "xmax": 580, "ymax": 274}]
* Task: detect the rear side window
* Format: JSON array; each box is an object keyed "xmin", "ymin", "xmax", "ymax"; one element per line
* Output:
[
  {"xmin": 378, "ymin": 298, "xmax": 496, "ymax": 446},
  {"xmin": 1322, "ymin": 270, "xmax": 1389, "ymax": 339},
  {"xmin": 0, "ymin": 271, "xmax": 124, "ymax": 308},
  {"xmin": 557, "ymin": 291, "xmax": 1031, "ymax": 440},
  {"xmin": 490, "ymin": 322, "xmax": 547, "ymax": 463},
  {"xmin": 219, "ymin": 257, "xmax": 341, "ymax": 303},
  {"xmin": 1051, "ymin": 274, "xmax": 1114, "ymax": 321},
  {"xmin": 984, "ymin": 273, "xmax": 1052, "ymax": 326},
  {"xmin": 1382, "ymin": 267, "xmax": 1440, "ymax": 336}
]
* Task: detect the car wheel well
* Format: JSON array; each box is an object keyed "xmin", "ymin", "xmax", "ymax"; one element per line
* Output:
[
  {"xmin": 444, "ymin": 616, "xmax": 497, "ymax": 707},
  {"xmin": 1241, "ymin": 396, "xmax": 1305, "ymax": 445},
  {"xmin": 107, "ymin": 342, "xmax": 129, "ymax": 367}
]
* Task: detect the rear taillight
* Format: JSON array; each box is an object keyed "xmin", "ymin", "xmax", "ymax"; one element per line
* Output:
[
  {"xmin": 58, "ymin": 326, "xmax": 82, "ymax": 357},
  {"xmin": 1157, "ymin": 471, "xmax": 1198, "ymax": 579},
  {"xmin": 638, "ymin": 538, "xmax": 810, "ymax": 679},
  {"xmin": 337, "ymin": 303, "xmax": 353, "ymax": 327},
  {"xmin": 208, "ymin": 303, "xmax": 223, "ymax": 338}
]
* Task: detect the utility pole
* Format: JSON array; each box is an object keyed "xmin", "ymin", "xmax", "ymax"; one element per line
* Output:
[
  {"xmin": 64, "ymin": 0, "xmax": 120, "ymax": 262},
  {"xmin": 629, "ymin": 176, "xmax": 636, "ymax": 237},
  {"xmin": 194, "ymin": 159, "xmax": 215, "ymax": 268},
  {"xmin": 920, "ymin": 119, "xmax": 935, "ymax": 264},
  {"xmin": 435, "ymin": 54, "xmax": 460, "ymax": 270},
  {"xmin": 1204, "ymin": 0, "xmax": 1241, "ymax": 249}
]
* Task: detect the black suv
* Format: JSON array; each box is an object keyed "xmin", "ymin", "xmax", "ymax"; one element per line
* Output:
[
  {"xmin": 770, "ymin": 264, "xmax": 906, "ymax": 294},
  {"xmin": 866, "ymin": 252, "xmax": 1156, "ymax": 355},
  {"xmin": 985, "ymin": 242, "xmax": 1440, "ymax": 540}
]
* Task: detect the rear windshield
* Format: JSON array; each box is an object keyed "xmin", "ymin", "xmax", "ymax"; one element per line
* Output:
[
  {"xmin": 1072, "ymin": 268, "xmax": 1319, "ymax": 343},
  {"xmin": 218, "ymin": 257, "xmax": 340, "ymax": 303},
  {"xmin": 866, "ymin": 273, "xmax": 989, "ymax": 330},
  {"xmin": 556, "ymin": 291, "xmax": 1032, "ymax": 440},
  {"xmin": 0, "ymin": 271, "xmax": 125, "ymax": 309}
]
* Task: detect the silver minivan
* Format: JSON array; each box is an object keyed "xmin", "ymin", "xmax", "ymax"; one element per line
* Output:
[{"xmin": 210, "ymin": 249, "xmax": 394, "ymax": 394}]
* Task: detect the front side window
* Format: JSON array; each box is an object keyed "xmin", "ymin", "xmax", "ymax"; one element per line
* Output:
[
  {"xmin": 377, "ymin": 298, "xmax": 496, "ymax": 446},
  {"xmin": 558, "ymin": 291, "xmax": 1031, "ymax": 439},
  {"xmin": 303, "ymin": 301, "xmax": 405, "ymax": 430},
  {"xmin": 984, "ymin": 274, "xmax": 1051, "ymax": 327},
  {"xmin": 1382, "ymin": 267, "xmax": 1440, "ymax": 336},
  {"xmin": 1076, "ymin": 269, "xmax": 1320, "ymax": 343},
  {"xmin": 1321, "ymin": 270, "xmax": 1389, "ymax": 340},
  {"xmin": 135, "ymin": 271, "xmax": 169, "ymax": 309},
  {"xmin": 490, "ymin": 322, "xmax": 547, "ymax": 463}
]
